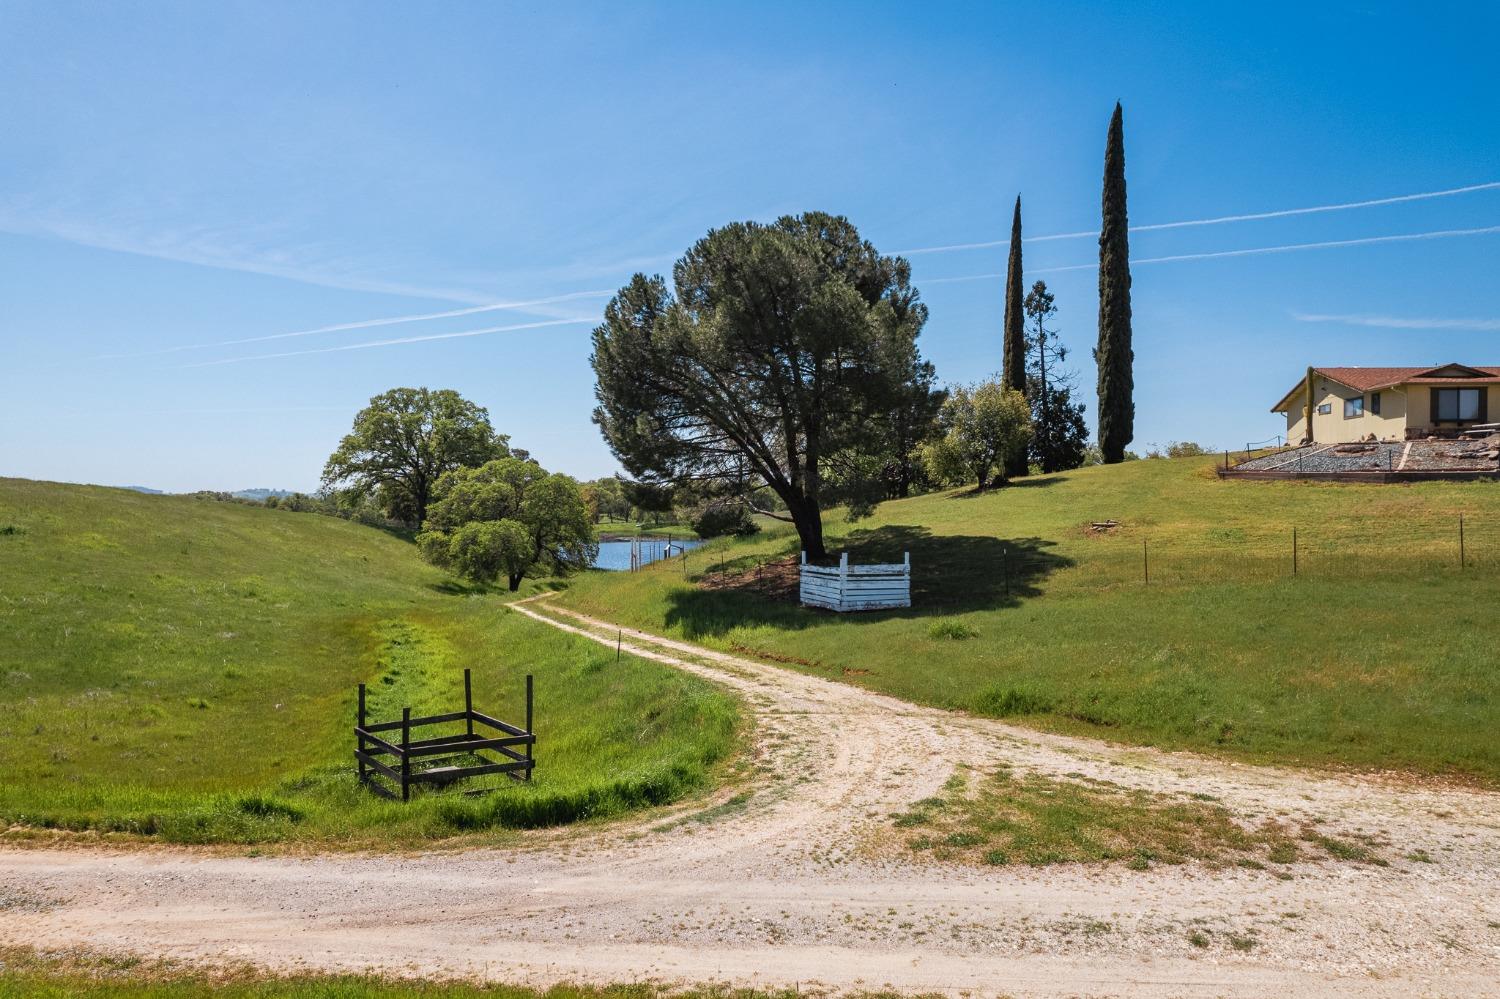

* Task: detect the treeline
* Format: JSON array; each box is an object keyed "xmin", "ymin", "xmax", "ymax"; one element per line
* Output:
[
  {"xmin": 577, "ymin": 476, "xmax": 768, "ymax": 538},
  {"xmin": 188, "ymin": 489, "xmax": 403, "ymax": 528}
]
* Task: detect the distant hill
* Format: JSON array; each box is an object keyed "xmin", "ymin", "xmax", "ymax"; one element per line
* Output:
[
  {"xmin": 122, "ymin": 485, "xmax": 164, "ymax": 494},
  {"xmin": 232, "ymin": 488, "xmax": 296, "ymax": 501}
]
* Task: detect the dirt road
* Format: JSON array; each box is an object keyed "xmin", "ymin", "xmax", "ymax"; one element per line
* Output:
[{"xmin": 3, "ymin": 596, "xmax": 1497, "ymax": 996}]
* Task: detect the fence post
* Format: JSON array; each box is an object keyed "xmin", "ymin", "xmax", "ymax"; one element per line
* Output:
[
  {"xmin": 400, "ymin": 707, "xmax": 411, "ymax": 802},
  {"xmin": 463, "ymin": 668, "xmax": 473, "ymax": 737},
  {"xmin": 1143, "ymin": 538, "xmax": 1149, "ymax": 585},
  {"xmin": 1292, "ymin": 527, "xmax": 1298, "ymax": 577},
  {"xmin": 356, "ymin": 683, "xmax": 366, "ymax": 784},
  {"xmin": 524, "ymin": 673, "xmax": 534, "ymax": 782},
  {"xmin": 617, "ymin": 628, "xmax": 622, "ymax": 661},
  {"xmin": 1002, "ymin": 545, "xmax": 1009, "ymax": 597},
  {"xmin": 1459, "ymin": 514, "xmax": 1465, "ymax": 569}
]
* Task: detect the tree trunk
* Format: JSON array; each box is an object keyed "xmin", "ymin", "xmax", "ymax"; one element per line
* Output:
[
  {"xmin": 788, "ymin": 496, "xmax": 826, "ymax": 561},
  {"xmin": 508, "ymin": 574, "xmax": 523, "ymax": 592}
]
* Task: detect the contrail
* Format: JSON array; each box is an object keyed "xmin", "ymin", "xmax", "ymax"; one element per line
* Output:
[
  {"xmin": 896, "ymin": 181, "xmax": 1500, "ymax": 255},
  {"xmin": 180, "ymin": 317, "xmax": 596, "ymax": 368},
  {"xmin": 1292, "ymin": 312, "xmax": 1500, "ymax": 332},
  {"xmin": 922, "ymin": 225, "xmax": 1500, "ymax": 283},
  {"xmin": 96, "ymin": 289, "xmax": 613, "ymax": 360}
]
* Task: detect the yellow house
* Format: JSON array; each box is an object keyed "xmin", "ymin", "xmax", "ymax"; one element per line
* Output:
[{"xmin": 1273, "ymin": 364, "xmax": 1499, "ymax": 443}]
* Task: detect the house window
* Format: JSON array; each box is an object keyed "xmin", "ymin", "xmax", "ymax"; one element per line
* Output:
[
  {"xmin": 1317, "ymin": 403, "xmax": 1332, "ymax": 415},
  {"xmin": 1436, "ymin": 388, "xmax": 1481, "ymax": 422},
  {"xmin": 1344, "ymin": 397, "xmax": 1364, "ymax": 418},
  {"xmin": 1370, "ymin": 392, "xmax": 1381, "ymax": 415}
]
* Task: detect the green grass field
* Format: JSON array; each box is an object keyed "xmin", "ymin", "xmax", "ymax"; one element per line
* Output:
[
  {"xmin": 556, "ymin": 456, "xmax": 1500, "ymax": 784},
  {"xmin": 0, "ymin": 478, "xmax": 737, "ymax": 845}
]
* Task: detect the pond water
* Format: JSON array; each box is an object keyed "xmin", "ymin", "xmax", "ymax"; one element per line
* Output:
[{"xmin": 594, "ymin": 537, "xmax": 703, "ymax": 571}]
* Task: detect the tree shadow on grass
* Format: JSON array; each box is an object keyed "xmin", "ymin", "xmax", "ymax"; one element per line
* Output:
[
  {"xmin": 948, "ymin": 476, "xmax": 1069, "ymax": 497},
  {"xmin": 663, "ymin": 524, "xmax": 1070, "ymax": 639},
  {"xmin": 427, "ymin": 579, "xmax": 495, "ymax": 596}
]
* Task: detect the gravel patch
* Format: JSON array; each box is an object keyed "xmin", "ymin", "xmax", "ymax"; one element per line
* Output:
[{"xmin": 1235, "ymin": 441, "xmax": 1498, "ymax": 475}]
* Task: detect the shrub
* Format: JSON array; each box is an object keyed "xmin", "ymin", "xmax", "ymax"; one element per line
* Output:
[
  {"xmin": 927, "ymin": 618, "xmax": 978, "ymax": 640},
  {"xmin": 1144, "ymin": 441, "xmax": 1210, "ymax": 459},
  {"xmin": 973, "ymin": 685, "xmax": 1052, "ymax": 717},
  {"xmin": 691, "ymin": 498, "xmax": 760, "ymax": 539}
]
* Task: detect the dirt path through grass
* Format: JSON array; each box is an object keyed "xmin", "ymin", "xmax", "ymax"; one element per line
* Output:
[{"xmin": 3, "ymin": 595, "xmax": 1498, "ymax": 997}]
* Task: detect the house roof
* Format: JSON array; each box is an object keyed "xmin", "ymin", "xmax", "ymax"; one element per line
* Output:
[{"xmin": 1271, "ymin": 364, "xmax": 1500, "ymax": 412}]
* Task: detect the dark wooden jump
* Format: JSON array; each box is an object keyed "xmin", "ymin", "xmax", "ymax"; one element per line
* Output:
[{"xmin": 355, "ymin": 668, "xmax": 534, "ymax": 801}]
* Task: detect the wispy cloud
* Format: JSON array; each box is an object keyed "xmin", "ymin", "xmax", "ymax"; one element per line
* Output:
[
  {"xmin": 95, "ymin": 290, "xmax": 614, "ymax": 360},
  {"xmin": 1292, "ymin": 312, "xmax": 1500, "ymax": 331},
  {"xmin": 180, "ymin": 317, "xmax": 596, "ymax": 368},
  {"xmin": 922, "ymin": 224, "xmax": 1500, "ymax": 283},
  {"xmin": 0, "ymin": 209, "xmax": 507, "ymax": 305},
  {"xmin": 896, "ymin": 181, "xmax": 1500, "ymax": 255}
]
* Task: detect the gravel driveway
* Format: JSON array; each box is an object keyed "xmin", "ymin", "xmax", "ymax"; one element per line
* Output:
[{"xmin": 2, "ymin": 597, "xmax": 1497, "ymax": 997}]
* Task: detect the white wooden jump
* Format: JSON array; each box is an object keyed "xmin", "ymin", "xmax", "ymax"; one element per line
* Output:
[{"xmin": 799, "ymin": 551, "xmax": 911, "ymax": 612}]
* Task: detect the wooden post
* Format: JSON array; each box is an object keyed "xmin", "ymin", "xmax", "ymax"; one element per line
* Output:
[
  {"xmin": 464, "ymin": 668, "xmax": 473, "ymax": 737},
  {"xmin": 1002, "ymin": 546, "xmax": 1009, "ymax": 597},
  {"xmin": 1142, "ymin": 539, "xmax": 1149, "ymax": 585},
  {"xmin": 1459, "ymin": 514, "xmax": 1465, "ymax": 569},
  {"xmin": 400, "ymin": 707, "xmax": 411, "ymax": 802},
  {"xmin": 1302, "ymin": 364, "xmax": 1316, "ymax": 445},
  {"xmin": 356, "ymin": 683, "xmax": 367, "ymax": 783},
  {"xmin": 1292, "ymin": 527, "xmax": 1298, "ymax": 577},
  {"xmin": 617, "ymin": 629, "xmax": 622, "ymax": 661},
  {"xmin": 524, "ymin": 674, "xmax": 534, "ymax": 781}
]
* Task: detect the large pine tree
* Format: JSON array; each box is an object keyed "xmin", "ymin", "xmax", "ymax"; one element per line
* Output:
[
  {"xmin": 1095, "ymin": 102, "xmax": 1134, "ymax": 463},
  {"xmin": 1001, "ymin": 195, "xmax": 1028, "ymax": 477}
]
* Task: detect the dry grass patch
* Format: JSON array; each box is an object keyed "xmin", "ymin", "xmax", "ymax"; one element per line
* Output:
[
  {"xmin": 0, "ymin": 945, "xmax": 938, "ymax": 999},
  {"xmin": 889, "ymin": 767, "xmax": 1388, "ymax": 872}
]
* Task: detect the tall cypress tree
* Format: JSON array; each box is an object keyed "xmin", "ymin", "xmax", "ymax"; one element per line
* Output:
[
  {"xmin": 1001, "ymin": 195, "xmax": 1028, "ymax": 477},
  {"xmin": 1096, "ymin": 102, "xmax": 1134, "ymax": 463}
]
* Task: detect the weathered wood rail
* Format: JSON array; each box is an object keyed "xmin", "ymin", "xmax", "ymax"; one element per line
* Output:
[
  {"xmin": 355, "ymin": 668, "xmax": 534, "ymax": 801},
  {"xmin": 799, "ymin": 551, "xmax": 911, "ymax": 612}
]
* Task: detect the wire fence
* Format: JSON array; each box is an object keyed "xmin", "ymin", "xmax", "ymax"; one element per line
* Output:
[
  {"xmin": 993, "ymin": 514, "xmax": 1500, "ymax": 591},
  {"xmin": 651, "ymin": 513, "xmax": 1500, "ymax": 604}
]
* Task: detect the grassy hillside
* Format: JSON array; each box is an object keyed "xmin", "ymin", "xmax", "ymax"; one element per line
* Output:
[
  {"xmin": 557, "ymin": 456, "xmax": 1500, "ymax": 784},
  {"xmin": 0, "ymin": 478, "xmax": 737, "ymax": 844}
]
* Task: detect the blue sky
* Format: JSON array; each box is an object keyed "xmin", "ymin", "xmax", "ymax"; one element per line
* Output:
[{"xmin": 2, "ymin": 1, "xmax": 1496, "ymax": 492}]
